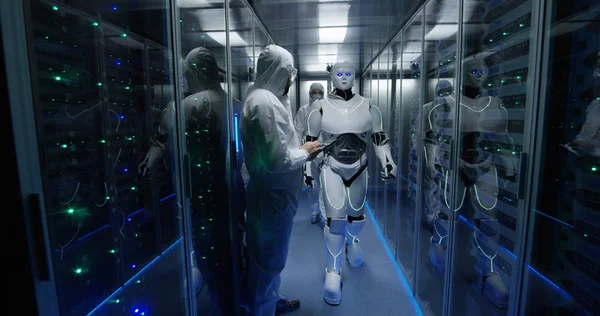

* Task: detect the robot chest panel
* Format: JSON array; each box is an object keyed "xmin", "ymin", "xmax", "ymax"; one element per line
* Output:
[{"xmin": 321, "ymin": 97, "xmax": 371, "ymax": 134}]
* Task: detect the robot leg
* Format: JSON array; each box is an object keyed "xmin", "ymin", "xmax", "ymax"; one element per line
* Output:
[
  {"xmin": 345, "ymin": 168, "xmax": 368, "ymax": 267},
  {"xmin": 470, "ymin": 166, "xmax": 508, "ymax": 309},
  {"xmin": 324, "ymin": 218, "xmax": 346, "ymax": 306},
  {"xmin": 321, "ymin": 165, "xmax": 347, "ymax": 306}
]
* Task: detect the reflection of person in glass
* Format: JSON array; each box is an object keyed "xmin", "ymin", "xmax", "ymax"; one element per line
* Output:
[
  {"xmin": 562, "ymin": 52, "xmax": 600, "ymax": 158},
  {"xmin": 138, "ymin": 47, "xmax": 242, "ymax": 315},
  {"xmin": 294, "ymin": 83, "xmax": 326, "ymax": 225},
  {"xmin": 426, "ymin": 57, "xmax": 513, "ymax": 308},
  {"xmin": 305, "ymin": 61, "xmax": 397, "ymax": 306}
]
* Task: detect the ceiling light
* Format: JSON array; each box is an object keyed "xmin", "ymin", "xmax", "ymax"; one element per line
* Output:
[
  {"xmin": 177, "ymin": 0, "xmax": 221, "ymax": 8},
  {"xmin": 319, "ymin": 27, "xmax": 347, "ymax": 44},
  {"xmin": 206, "ymin": 32, "xmax": 248, "ymax": 47},
  {"xmin": 424, "ymin": 24, "xmax": 458, "ymax": 41}
]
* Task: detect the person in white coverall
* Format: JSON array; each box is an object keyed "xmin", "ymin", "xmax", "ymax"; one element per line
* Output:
[
  {"xmin": 240, "ymin": 45, "xmax": 321, "ymax": 316},
  {"xmin": 294, "ymin": 83, "xmax": 326, "ymax": 224}
]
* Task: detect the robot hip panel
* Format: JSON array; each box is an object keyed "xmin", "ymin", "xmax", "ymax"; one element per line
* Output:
[
  {"xmin": 325, "ymin": 133, "xmax": 368, "ymax": 165},
  {"xmin": 326, "ymin": 155, "xmax": 367, "ymax": 183},
  {"xmin": 321, "ymin": 165, "xmax": 347, "ymax": 218}
]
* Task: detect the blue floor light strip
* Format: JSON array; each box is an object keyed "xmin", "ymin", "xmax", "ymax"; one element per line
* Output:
[
  {"xmin": 366, "ymin": 202, "xmax": 424, "ymax": 316},
  {"xmin": 86, "ymin": 237, "xmax": 183, "ymax": 316}
]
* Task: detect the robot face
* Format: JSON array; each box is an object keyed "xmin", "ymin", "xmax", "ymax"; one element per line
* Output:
[
  {"xmin": 464, "ymin": 63, "xmax": 489, "ymax": 88},
  {"xmin": 332, "ymin": 66, "xmax": 355, "ymax": 90}
]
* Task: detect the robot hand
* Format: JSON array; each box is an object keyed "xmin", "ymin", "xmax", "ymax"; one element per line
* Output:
[
  {"xmin": 305, "ymin": 174, "xmax": 314, "ymax": 188},
  {"xmin": 138, "ymin": 145, "xmax": 164, "ymax": 176},
  {"xmin": 381, "ymin": 163, "xmax": 397, "ymax": 182}
]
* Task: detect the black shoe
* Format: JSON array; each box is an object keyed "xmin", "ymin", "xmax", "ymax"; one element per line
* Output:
[{"xmin": 276, "ymin": 298, "xmax": 300, "ymax": 314}]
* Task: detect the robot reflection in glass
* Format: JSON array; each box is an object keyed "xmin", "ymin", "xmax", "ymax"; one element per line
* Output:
[
  {"xmin": 138, "ymin": 47, "xmax": 244, "ymax": 316},
  {"xmin": 305, "ymin": 61, "xmax": 397, "ymax": 305},
  {"xmin": 425, "ymin": 57, "xmax": 515, "ymax": 309}
]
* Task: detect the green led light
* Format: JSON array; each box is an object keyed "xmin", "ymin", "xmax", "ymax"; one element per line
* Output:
[
  {"xmin": 121, "ymin": 33, "xmax": 127, "ymax": 37},
  {"xmin": 196, "ymin": 164, "xmax": 201, "ymax": 167},
  {"xmin": 74, "ymin": 268, "xmax": 82, "ymax": 274},
  {"xmin": 201, "ymin": 226, "xmax": 205, "ymax": 230},
  {"xmin": 136, "ymin": 280, "xmax": 141, "ymax": 284},
  {"xmin": 584, "ymin": 233, "xmax": 588, "ymax": 237},
  {"xmin": 105, "ymin": 196, "xmax": 110, "ymax": 200},
  {"xmin": 92, "ymin": 22, "xmax": 99, "ymax": 27},
  {"xmin": 52, "ymin": 5, "xmax": 58, "ymax": 11},
  {"xmin": 591, "ymin": 166, "xmax": 598, "ymax": 172},
  {"xmin": 68, "ymin": 208, "xmax": 74, "ymax": 214},
  {"xmin": 512, "ymin": 151, "xmax": 517, "ymax": 155},
  {"xmin": 100, "ymin": 139, "xmax": 106, "ymax": 143},
  {"xmin": 97, "ymin": 82, "xmax": 102, "ymax": 86},
  {"xmin": 130, "ymin": 186, "xmax": 136, "ymax": 190},
  {"xmin": 109, "ymin": 249, "xmax": 116, "ymax": 254},
  {"xmin": 503, "ymin": 32, "xmax": 508, "ymax": 36},
  {"xmin": 125, "ymin": 86, "xmax": 130, "ymax": 90},
  {"xmin": 61, "ymin": 144, "xmax": 68, "ymax": 148},
  {"xmin": 519, "ymin": 24, "xmax": 524, "ymax": 27},
  {"xmin": 55, "ymin": 76, "xmax": 61, "ymax": 81},
  {"xmin": 135, "ymin": 233, "xmax": 139, "ymax": 237}
]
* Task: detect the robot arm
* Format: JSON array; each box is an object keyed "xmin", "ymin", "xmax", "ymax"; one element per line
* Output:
[
  {"xmin": 370, "ymin": 105, "xmax": 397, "ymax": 181},
  {"xmin": 139, "ymin": 103, "xmax": 173, "ymax": 176}
]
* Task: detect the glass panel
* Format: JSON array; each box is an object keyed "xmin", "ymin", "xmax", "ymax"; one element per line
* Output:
[
  {"xmin": 177, "ymin": 0, "xmax": 238, "ymax": 314},
  {"xmin": 384, "ymin": 48, "xmax": 399, "ymax": 251},
  {"xmin": 368, "ymin": 59, "xmax": 380, "ymax": 218},
  {"xmin": 397, "ymin": 9, "xmax": 423, "ymax": 298},
  {"xmin": 22, "ymin": 1, "xmax": 188, "ymax": 315},
  {"xmin": 448, "ymin": 0, "xmax": 537, "ymax": 313},
  {"xmin": 415, "ymin": 1, "xmax": 460, "ymax": 315},
  {"xmin": 523, "ymin": 1, "xmax": 600, "ymax": 315}
]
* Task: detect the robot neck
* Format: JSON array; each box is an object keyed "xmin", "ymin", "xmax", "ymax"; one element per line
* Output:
[
  {"xmin": 462, "ymin": 84, "xmax": 481, "ymax": 99},
  {"xmin": 334, "ymin": 88, "xmax": 354, "ymax": 101}
]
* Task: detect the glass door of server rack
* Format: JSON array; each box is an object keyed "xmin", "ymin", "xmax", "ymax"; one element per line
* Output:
[
  {"xmin": 12, "ymin": 0, "xmax": 192, "ymax": 315},
  {"xmin": 175, "ymin": 0, "xmax": 241, "ymax": 315},
  {"xmin": 522, "ymin": 1, "xmax": 599, "ymax": 315},
  {"xmin": 446, "ymin": 0, "xmax": 540, "ymax": 314}
]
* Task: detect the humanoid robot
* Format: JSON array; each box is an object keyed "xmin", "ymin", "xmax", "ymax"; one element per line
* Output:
[
  {"xmin": 422, "ymin": 80, "xmax": 454, "ymax": 228},
  {"xmin": 138, "ymin": 47, "xmax": 244, "ymax": 316},
  {"xmin": 305, "ymin": 61, "xmax": 397, "ymax": 305},
  {"xmin": 426, "ymin": 57, "xmax": 513, "ymax": 308}
]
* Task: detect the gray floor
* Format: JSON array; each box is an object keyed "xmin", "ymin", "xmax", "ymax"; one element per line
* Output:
[{"xmin": 278, "ymin": 194, "xmax": 422, "ymax": 316}]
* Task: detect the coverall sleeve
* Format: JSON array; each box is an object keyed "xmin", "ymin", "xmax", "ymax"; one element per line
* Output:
[
  {"xmin": 306, "ymin": 102, "xmax": 322, "ymax": 138},
  {"xmin": 294, "ymin": 106, "xmax": 307, "ymax": 144},
  {"xmin": 246, "ymin": 101, "xmax": 308, "ymax": 174}
]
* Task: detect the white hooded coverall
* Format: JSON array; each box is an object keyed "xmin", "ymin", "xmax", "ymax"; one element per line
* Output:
[
  {"xmin": 294, "ymin": 83, "xmax": 326, "ymax": 222},
  {"xmin": 240, "ymin": 45, "xmax": 306, "ymax": 316}
]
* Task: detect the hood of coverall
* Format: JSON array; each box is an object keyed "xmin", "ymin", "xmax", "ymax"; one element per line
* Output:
[
  {"xmin": 184, "ymin": 47, "xmax": 222, "ymax": 93},
  {"xmin": 309, "ymin": 83, "xmax": 325, "ymax": 103},
  {"xmin": 253, "ymin": 45, "xmax": 297, "ymax": 98}
]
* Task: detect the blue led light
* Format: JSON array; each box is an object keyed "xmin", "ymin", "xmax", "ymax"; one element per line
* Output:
[
  {"xmin": 123, "ymin": 168, "xmax": 128, "ymax": 172},
  {"xmin": 365, "ymin": 203, "xmax": 424, "ymax": 316},
  {"xmin": 86, "ymin": 238, "xmax": 182, "ymax": 315},
  {"xmin": 234, "ymin": 116, "xmax": 239, "ymax": 153},
  {"xmin": 112, "ymin": 6, "xmax": 117, "ymax": 11}
]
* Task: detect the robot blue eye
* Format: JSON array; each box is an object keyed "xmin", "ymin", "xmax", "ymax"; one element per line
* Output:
[
  {"xmin": 337, "ymin": 73, "xmax": 342, "ymax": 77},
  {"xmin": 480, "ymin": 70, "xmax": 486, "ymax": 74},
  {"xmin": 346, "ymin": 73, "xmax": 352, "ymax": 76},
  {"xmin": 471, "ymin": 70, "xmax": 477, "ymax": 74}
]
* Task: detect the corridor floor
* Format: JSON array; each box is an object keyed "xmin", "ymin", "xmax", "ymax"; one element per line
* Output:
[{"xmin": 278, "ymin": 193, "xmax": 422, "ymax": 316}]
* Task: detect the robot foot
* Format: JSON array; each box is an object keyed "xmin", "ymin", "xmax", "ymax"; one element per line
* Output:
[
  {"xmin": 474, "ymin": 265, "xmax": 509, "ymax": 309},
  {"xmin": 324, "ymin": 268, "xmax": 343, "ymax": 306},
  {"xmin": 345, "ymin": 217, "xmax": 366, "ymax": 268},
  {"xmin": 182, "ymin": 266, "xmax": 203, "ymax": 300},
  {"xmin": 428, "ymin": 237, "xmax": 446, "ymax": 274},
  {"xmin": 324, "ymin": 224, "xmax": 345, "ymax": 306}
]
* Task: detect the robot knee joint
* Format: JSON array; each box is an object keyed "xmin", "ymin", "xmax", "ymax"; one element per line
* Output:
[{"xmin": 327, "ymin": 217, "xmax": 347, "ymax": 234}]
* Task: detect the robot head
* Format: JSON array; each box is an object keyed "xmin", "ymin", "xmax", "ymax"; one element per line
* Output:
[
  {"xmin": 331, "ymin": 61, "xmax": 356, "ymax": 90},
  {"xmin": 184, "ymin": 47, "xmax": 221, "ymax": 93},
  {"xmin": 463, "ymin": 57, "xmax": 489, "ymax": 88}
]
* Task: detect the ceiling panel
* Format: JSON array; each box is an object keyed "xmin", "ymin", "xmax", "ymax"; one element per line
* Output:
[{"xmin": 250, "ymin": 0, "xmax": 426, "ymax": 76}]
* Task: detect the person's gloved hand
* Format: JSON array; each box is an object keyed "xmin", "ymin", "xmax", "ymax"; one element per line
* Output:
[
  {"xmin": 301, "ymin": 141, "xmax": 321, "ymax": 160},
  {"xmin": 381, "ymin": 163, "xmax": 397, "ymax": 182}
]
